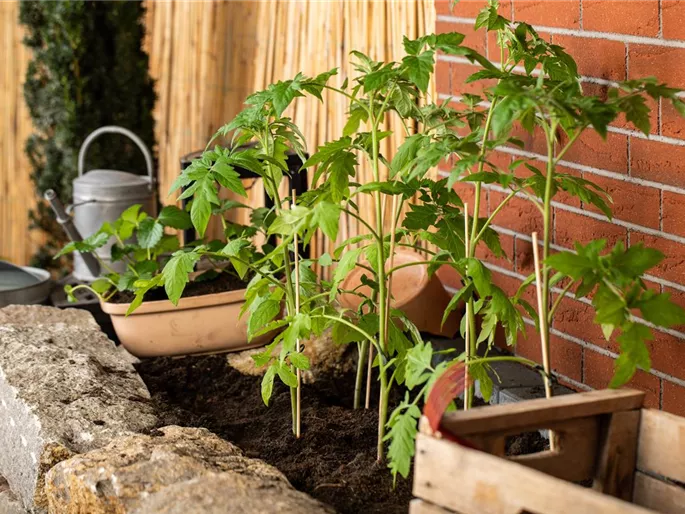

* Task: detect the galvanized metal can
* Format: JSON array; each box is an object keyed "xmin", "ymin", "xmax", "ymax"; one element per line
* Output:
[{"xmin": 72, "ymin": 126, "xmax": 156, "ymax": 281}]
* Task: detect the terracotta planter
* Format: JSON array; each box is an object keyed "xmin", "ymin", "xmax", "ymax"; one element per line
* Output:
[
  {"xmin": 101, "ymin": 289, "xmax": 271, "ymax": 358},
  {"xmin": 339, "ymin": 249, "xmax": 460, "ymax": 338}
]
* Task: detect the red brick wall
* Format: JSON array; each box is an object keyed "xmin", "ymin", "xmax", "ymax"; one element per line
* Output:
[{"xmin": 434, "ymin": 0, "xmax": 685, "ymax": 414}]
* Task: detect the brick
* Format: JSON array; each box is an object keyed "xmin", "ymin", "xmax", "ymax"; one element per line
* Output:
[
  {"xmin": 437, "ymin": 0, "xmax": 484, "ymax": 17},
  {"xmin": 553, "ymin": 35, "xmax": 626, "ymax": 82},
  {"xmin": 490, "ymin": 269, "xmax": 536, "ymax": 308},
  {"xmin": 509, "ymin": 123, "xmax": 550, "ymax": 156},
  {"xmin": 662, "ymin": 191, "xmax": 685, "ymax": 237},
  {"xmin": 437, "ymin": 20, "xmax": 487, "ymax": 55},
  {"xmin": 435, "ymin": 59, "xmax": 451, "ymax": 96},
  {"xmin": 662, "ymin": 0, "xmax": 685, "ymax": 40},
  {"xmin": 629, "ymin": 45, "xmax": 685, "ymax": 90},
  {"xmin": 554, "ymin": 209, "xmax": 627, "ymax": 249},
  {"xmin": 516, "ymin": 324, "xmax": 583, "ymax": 381},
  {"xmin": 451, "ymin": 61, "xmax": 495, "ymax": 95},
  {"xmin": 645, "ymin": 329, "xmax": 685, "ymax": 382},
  {"xmin": 583, "ymin": 349, "xmax": 660, "ymax": 408},
  {"xmin": 583, "ymin": 174, "xmax": 660, "ymax": 229},
  {"xmin": 660, "ymin": 98, "xmax": 685, "ymax": 139},
  {"xmin": 630, "ymin": 232, "xmax": 685, "ymax": 284},
  {"xmin": 489, "ymin": 190, "xmax": 543, "ymax": 234},
  {"xmin": 630, "ymin": 138, "xmax": 685, "ymax": 188},
  {"xmin": 662, "ymin": 380, "xmax": 685, "ymax": 416},
  {"xmin": 512, "ymin": 0, "xmax": 580, "ymax": 28},
  {"xmin": 475, "ymin": 231, "xmax": 515, "ymax": 270},
  {"xmin": 551, "ymin": 294, "xmax": 608, "ymax": 348},
  {"xmin": 560, "ymin": 130, "xmax": 628, "ymax": 174},
  {"xmin": 582, "ymin": 0, "xmax": 659, "ymax": 37},
  {"xmin": 514, "ymin": 237, "xmax": 536, "ymax": 276}
]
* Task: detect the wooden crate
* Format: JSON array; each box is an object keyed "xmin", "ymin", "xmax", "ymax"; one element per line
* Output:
[{"xmin": 412, "ymin": 389, "xmax": 685, "ymax": 514}]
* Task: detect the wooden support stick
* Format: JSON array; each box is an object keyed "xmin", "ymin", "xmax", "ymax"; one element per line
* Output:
[
  {"xmin": 531, "ymin": 231, "xmax": 555, "ymax": 451},
  {"xmin": 463, "ymin": 204, "xmax": 471, "ymax": 411},
  {"xmin": 292, "ymin": 188, "xmax": 302, "ymax": 439}
]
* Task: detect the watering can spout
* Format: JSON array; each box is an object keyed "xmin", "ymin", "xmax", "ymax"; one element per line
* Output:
[{"xmin": 44, "ymin": 189, "xmax": 101, "ymax": 278}]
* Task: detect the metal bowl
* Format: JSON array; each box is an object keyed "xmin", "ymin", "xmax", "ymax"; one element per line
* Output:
[{"xmin": 0, "ymin": 266, "xmax": 53, "ymax": 307}]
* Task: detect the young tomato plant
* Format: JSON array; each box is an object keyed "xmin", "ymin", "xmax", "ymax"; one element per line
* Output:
[
  {"xmin": 56, "ymin": 204, "xmax": 191, "ymax": 312},
  {"xmin": 164, "ymin": 70, "xmax": 343, "ymax": 437},
  {"xmin": 386, "ymin": 0, "xmax": 685, "ymax": 481}
]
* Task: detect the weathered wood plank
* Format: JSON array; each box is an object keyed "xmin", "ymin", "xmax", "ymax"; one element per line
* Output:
[
  {"xmin": 633, "ymin": 471, "xmax": 685, "ymax": 514},
  {"xmin": 637, "ymin": 408, "xmax": 685, "ymax": 484},
  {"xmin": 414, "ymin": 433, "xmax": 653, "ymax": 514},
  {"xmin": 593, "ymin": 410, "xmax": 641, "ymax": 500},
  {"xmin": 410, "ymin": 499, "xmax": 460, "ymax": 514},
  {"xmin": 440, "ymin": 389, "xmax": 645, "ymax": 437}
]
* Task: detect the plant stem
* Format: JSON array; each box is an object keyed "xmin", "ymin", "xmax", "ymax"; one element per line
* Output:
[{"xmin": 354, "ymin": 339, "xmax": 369, "ymax": 409}]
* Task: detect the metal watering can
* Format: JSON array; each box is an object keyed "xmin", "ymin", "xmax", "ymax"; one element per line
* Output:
[{"xmin": 52, "ymin": 126, "xmax": 157, "ymax": 281}]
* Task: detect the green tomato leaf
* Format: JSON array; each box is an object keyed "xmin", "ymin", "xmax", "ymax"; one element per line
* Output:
[
  {"xmin": 312, "ymin": 202, "xmax": 340, "ymax": 241},
  {"xmin": 157, "ymin": 205, "xmax": 193, "ymax": 230},
  {"xmin": 162, "ymin": 251, "xmax": 201, "ymax": 305},
  {"xmin": 261, "ymin": 364, "xmax": 277, "ymax": 406},
  {"xmin": 137, "ymin": 218, "xmax": 164, "ymax": 249}
]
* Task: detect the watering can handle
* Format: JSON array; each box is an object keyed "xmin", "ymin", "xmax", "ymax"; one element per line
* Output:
[{"xmin": 78, "ymin": 126, "xmax": 155, "ymax": 187}]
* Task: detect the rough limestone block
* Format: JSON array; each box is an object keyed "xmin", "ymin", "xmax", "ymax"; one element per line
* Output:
[
  {"xmin": 0, "ymin": 306, "xmax": 158, "ymax": 512},
  {"xmin": 46, "ymin": 426, "xmax": 333, "ymax": 514},
  {"xmin": 0, "ymin": 476, "xmax": 27, "ymax": 514}
]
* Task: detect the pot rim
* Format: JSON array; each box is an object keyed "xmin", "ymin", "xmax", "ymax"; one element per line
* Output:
[{"xmin": 101, "ymin": 287, "xmax": 248, "ymax": 316}]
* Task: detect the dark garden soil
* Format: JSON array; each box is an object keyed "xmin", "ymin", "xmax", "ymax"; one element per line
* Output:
[
  {"xmin": 110, "ymin": 272, "xmax": 248, "ymax": 304},
  {"xmin": 137, "ymin": 354, "xmax": 413, "ymax": 514}
]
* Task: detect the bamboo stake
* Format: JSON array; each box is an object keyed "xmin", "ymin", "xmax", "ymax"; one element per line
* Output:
[
  {"xmin": 292, "ymin": 188, "xmax": 302, "ymax": 439},
  {"xmin": 463, "ymin": 203, "xmax": 471, "ymax": 411},
  {"xmin": 531, "ymin": 231, "xmax": 556, "ymax": 451}
]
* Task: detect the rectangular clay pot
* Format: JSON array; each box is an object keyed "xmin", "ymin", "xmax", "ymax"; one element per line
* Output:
[{"xmin": 101, "ymin": 289, "xmax": 272, "ymax": 358}]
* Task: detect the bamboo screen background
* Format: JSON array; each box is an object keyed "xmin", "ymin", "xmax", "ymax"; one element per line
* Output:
[{"xmin": 0, "ymin": 0, "xmax": 436, "ymax": 266}]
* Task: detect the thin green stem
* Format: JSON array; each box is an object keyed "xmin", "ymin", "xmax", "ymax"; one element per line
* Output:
[
  {"xmin": 354, "ymin": 340, "xmax": 369, "ymax": 409},
  {"xmin": 472, "ymin": 189, "xmax": 517, "ymax": 246},
  {"xmin": 341, "ymin": 207, "xmax": 382, "ymax": 242},
  {"xmin": 548, "ymin": 278, "xmax": 576, "ymax": 322}
]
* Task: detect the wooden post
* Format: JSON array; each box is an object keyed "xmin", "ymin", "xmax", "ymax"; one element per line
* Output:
[
  {"xmin": 292, "ymin": 188, "xmax": 302, "ymax": 438},
  {"xmin": 463, "ymin": 204, "xmax": 471, "ymax": 411},
  {"xmin": 531, "ymin": 231, "xmax": 555, "ymax": 450}
]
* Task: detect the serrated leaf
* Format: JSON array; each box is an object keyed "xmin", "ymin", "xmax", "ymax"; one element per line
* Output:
[
  {"xmin": 157, "ymin": 205, "xmax": 192, "ymax": 230},
  {"xmin": 261, "ymin": 364, "xmax": 277, "ymax": 405},
  {"xmin": 162, "ymin": 251, "xmax": 201, "ymax": 304},
  {"xmin": 248, "ymin": 299, "xmax": 282, "ymax": 339},
  {"xmin": 137, "ymin": 218, "xmax": 164, "ymax": 249},
  {"xmin": 313, "ymin": 202, "xmax": 340, "ymax": 241},
  {"xmin": 277, "ymin": 362, "xmax": 298, "ymax": 388},
  {"xmin": 402, "ymin": 50, "xmax": 434, "ymax": 93},
  {"xmin": 289, "ymin": 352, "xmax": 310, "ymax": 370}
]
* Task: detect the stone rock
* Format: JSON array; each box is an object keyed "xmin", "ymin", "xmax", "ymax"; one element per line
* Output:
[
  {"xmin": 46, "ymin": 426, "xmax": 332, "ymax": 514},
  {"xmin": 0, "ymin": 476, "xmax": 27, "ymax": 514},
  {"xmin": 227, "ymin": 328, "xmax": 355, "ymax": 383},
  {"xmin": 0, "ymin": 305, "xmax": 98, "ymax": 329},
  {"xmin": 0, "ymin": 306, "xmax": 158, "ymax": 512}
]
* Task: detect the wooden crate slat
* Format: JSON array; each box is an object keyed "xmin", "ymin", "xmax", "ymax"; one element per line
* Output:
[
  {"xmin": 593, "ymin": 409, "xmax": 641, "ymax": 501},
  {"xmin": 439, "ymin": 389, "xmax": 645, "ymax": 437},
  {"xmin": 633, "ymin": 471, "xmax": 685, "ymax": 514},
  {"xmin": 637, "ymin": 409, "xmax": 685, "ymax": 484},
  {"xmin": 410, "ymin": 499, "xmax": 460, "ymax": 514},
  {"xmin": 507, "ymin": 416, "xmax": 600, "ymax": 483},
  {"xmin": 414, "ymin": 433, "xmax": 654, "ymax": 514}
]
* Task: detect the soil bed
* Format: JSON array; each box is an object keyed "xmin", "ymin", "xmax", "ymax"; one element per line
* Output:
[
  {"xmin": 137, "ymin": 354, "xmax": 413, "ymax": 514},
  {"xmin": 110, "ymin": 271, "xmax": 247, "ymax": 304}
]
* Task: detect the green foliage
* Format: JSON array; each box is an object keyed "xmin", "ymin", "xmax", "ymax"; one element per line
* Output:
[{"xmin": 20, "ymin": 1, "xmax": 156, "ymax": 270}]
